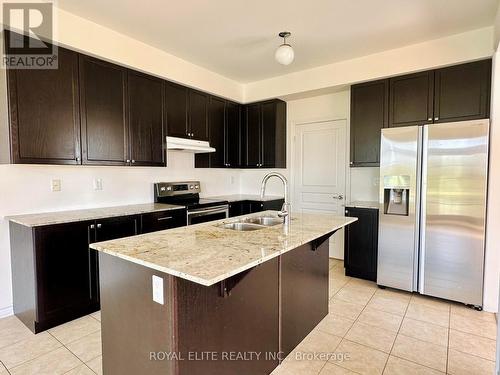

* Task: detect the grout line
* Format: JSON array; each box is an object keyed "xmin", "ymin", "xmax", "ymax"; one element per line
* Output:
[{"xmin": 50, "ymin": 330, "xmax": 99, "ymax": 375}]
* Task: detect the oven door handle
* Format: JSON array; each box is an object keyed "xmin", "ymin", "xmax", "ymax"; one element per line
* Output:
[{"xmin": 187, "ymin": 205, "xmax": 229, "ymax": 224}]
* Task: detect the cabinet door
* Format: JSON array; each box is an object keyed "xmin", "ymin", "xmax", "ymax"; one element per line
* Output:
[
  {"xmin": 34, "ymin": 221, "xmax": 97, "ymax": 323},
  {"xmin": 389, "ymin": 71, "xmax": 434, "ymax": 128},
  {"xmin": 128, "ymin": 71, "xmax": 164, "ymax": 166},
  {"xmin": 189, "ymin": 90, "xmax": 209, "ymax": 141},
  {"xmin": 80, "ymin": 56, "xmax": 128, "ymax": 165},
  {"xmin": 434, "ymin": 60, "xmax": 491, "ymax": 123},
  {"xmin": 208, "ymin": 97, "xmax": 226, "ymax": 167},
  {"xmin": 344, "ymin": 207, "xmax": 378, "ymax": 281},
  {"xmin": 225, "ymin": 102, "xmax": 241, "ymax": 167},
  {"xmin": 165, "ymin": 82, "xmax": 188, "ymax": 138},
  {"xmin": 261, "ymin": 100, "xmax": 286, "ymax": 168},
  {"xmin": 141, "ymin": 210, "xmax": 186, "ymax": 234},
  {"xmin": 245, "ymin": 104, "xmax": 262, "ymax": 167},
  {"xmin": 95, "ymin": 215, "xmax": 139, "ymax": 242},
  {"xmin": 7, "ymin": 44, "xmax": 81, "ymax": 164},
  {"xmin": 350, "ymin": 80, "xmax": 388, "ymax": 167},
  {"xmin": 281, "ymin": 240, "xmax": 329, "ymax": 357}
]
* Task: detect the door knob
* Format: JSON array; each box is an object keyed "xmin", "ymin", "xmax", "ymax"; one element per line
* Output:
[{"xmin": 333, "ymin": 194, "xmax": 344, "ymax": 200}]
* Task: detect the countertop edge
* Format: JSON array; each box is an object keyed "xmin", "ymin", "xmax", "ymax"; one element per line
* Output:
[
  {"xmin": 90, "ymin": 215, "xmax": 357, "ymax": 286},
  {"xmin": 6, "ymin": 204, "xmax": 186, "ymax": 228}
]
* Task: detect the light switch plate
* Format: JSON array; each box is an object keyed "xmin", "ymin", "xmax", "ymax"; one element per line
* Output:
[
  {"xmin": 51, "ymin": 179, "xmax": 61, "ymax": 192},
  {"xmin": 152, "ymin": 275, "xmax": 164, "ymax": 305}
]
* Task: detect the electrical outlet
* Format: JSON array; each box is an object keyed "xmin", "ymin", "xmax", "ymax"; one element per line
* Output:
[
  {"xmin": 51, "ymin": 179, "xmax": 61, "ymax": 192},
  {"xmin": 152, "ymin": 275, "xmax": 164, "ymax": 305},
  {"xmin": 93, "ymin": 178, "xmax": 103, "ymax": 191}
]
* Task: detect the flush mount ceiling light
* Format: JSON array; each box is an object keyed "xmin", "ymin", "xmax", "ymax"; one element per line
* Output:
[{"xmin": 275, "ymin": 31, "xmax": 294, "ymax": 66}]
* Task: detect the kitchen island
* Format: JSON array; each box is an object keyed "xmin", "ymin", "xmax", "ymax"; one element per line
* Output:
[{"xmin": 90, "ymin": 211, "xmax": 356, "ymax": 375}]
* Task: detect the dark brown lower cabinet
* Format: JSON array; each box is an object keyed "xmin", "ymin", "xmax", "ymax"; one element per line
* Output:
[
  {"xmin": 228, "ymin": 199, "xmax": 284, "ymax": 218},
  {"xmin": 9, "ymin": 210, "xmax": 187, "ymax": 333},
  {"xmin": 141, "ymin": 209, "xmax": 187, "ymax": 234},
  {"xmin": 280, "ymin": 238, "xmax": 330, "ymax": 357},
  {"xmin": 344, "ymin": 207, "xmax": 379, "ymax": 281},
  {"xmin": 10, "ymin": 221, "xmax": 99, "ymax": 333}
]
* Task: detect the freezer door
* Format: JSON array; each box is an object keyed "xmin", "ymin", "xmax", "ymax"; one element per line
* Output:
[
  {"xmin": 378, "ymin": 126, "xmax": 421, "ymax": 291},
  {"xmin": 421, "ymin": 120, "xmax": 489, "ymax": 306}
]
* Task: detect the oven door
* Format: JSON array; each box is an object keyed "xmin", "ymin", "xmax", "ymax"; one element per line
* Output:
[{"xmin": 187, "ymin": 205, "xmax": 229, "ymax": 225}]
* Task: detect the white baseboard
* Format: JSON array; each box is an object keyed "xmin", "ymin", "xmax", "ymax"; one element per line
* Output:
[{"xmin": 0, "ymin": 305, "xmax": 13, "ymax": 318}]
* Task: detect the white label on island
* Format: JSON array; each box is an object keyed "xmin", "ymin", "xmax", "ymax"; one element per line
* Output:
[{"xmin": 152, "ymin": 275, "xmax": 164, "ymax": 305}]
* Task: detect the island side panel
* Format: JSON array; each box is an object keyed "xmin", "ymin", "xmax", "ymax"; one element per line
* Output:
[
  {"xmin": 280, "ymin": 239, "xmax": 330, "ymax": 357},
  {"xmin": 99, "ymin": 253, "xmax": 175, "ymax": 375},
  {"xmin": 175, "ymin": 258, "xmax": 280, "ymax": 375}
]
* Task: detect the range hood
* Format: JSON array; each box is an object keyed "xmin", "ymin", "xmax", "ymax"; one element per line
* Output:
[{"xmin": 166, "ymin": 136, "xmax": 216, "ymax": 153}]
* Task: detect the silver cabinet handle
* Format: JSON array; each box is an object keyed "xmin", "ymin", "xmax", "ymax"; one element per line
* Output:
[
  {"xmin": 427, "ymin": 117, "xmax": 432, "ymax": 121},
  {"xmin": 157, "ymin": 216, "xmax": 173, "ymax": 221},
  {"xmin": 131, "ymin": 160, "xmax": 135, "ymax": 164},
  {"xmin": 90, "ymin": 224, "xmax": 95, "ymax": 229},
  {"xmin": 333, "ymin": 194, "xmax": 344, "ymax": 200},
  {"xmin": 434, "ymin": 117, "xmax": 439, "ymax": 121},
  {"xmin": 126, "ymin": 159, "xmax": 130, "ymax": 163},
  {"xmin": 96, "ymin": 223, "xmax": 102, "ymax": 228},
  {"xmin": 76, "ymin": 156, "xmax": 80, "ymax": 162}
]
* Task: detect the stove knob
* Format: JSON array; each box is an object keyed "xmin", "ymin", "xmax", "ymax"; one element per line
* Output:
[
  {"xmin": 194, "ymin": 185, "xmax": 199, "ymax": 189},
  {"xmin": 160, "ymin": 186, "xmax": 166, "ymax": 192},
  {"xmin": 166, "ymin": 186, "xmax": 172, "ymax": 191},
  {"xmin": 189, "ymin": 185, "xmax": 194, "ymax": 189}
]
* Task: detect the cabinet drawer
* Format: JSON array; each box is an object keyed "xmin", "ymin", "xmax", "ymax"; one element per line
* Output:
[{"xmin": 141, "ymin": 209, "xmax": 186, "ymax": 233}]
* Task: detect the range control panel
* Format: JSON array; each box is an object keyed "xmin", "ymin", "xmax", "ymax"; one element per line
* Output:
[{"xmin": 154, "ymin": 181, "xmax": 201, "ymax": 197}]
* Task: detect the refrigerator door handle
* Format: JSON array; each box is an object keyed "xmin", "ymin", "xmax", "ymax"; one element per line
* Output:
[
  {"xmin": 413, "ymin": 126, "xmax": 423, "ymax": 292},
  {"xmin": 418, "ymin": 125, "xmax": 429, "ymax": 294}
]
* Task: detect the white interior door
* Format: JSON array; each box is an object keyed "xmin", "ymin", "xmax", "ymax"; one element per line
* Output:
[{"xmin": 293, "ymin": 120, "xmax": 347, "ymax": 258}]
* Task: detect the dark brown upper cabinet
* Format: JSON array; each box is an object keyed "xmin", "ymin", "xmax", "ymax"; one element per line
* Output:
[
  {"xmin": 261, "ymin": 100, "xmax": 286, "ymax": 168},
  {"xmin": 350, "ymin": 79, "xmax": 388, "ymax": 167},
  {"xmin": 79, "ymin": 56, "xmax": 129, "ymax": 165},
  {"xmin": 164, "ymin": 82, "xmax": 188, "ymax": 138},
  {"xmin": 127, "ymin": 71, "xmax": 164, "ymax": 166},
  {"xmin": 188, "ymin": 90, "xmax": 209, "ymax": 141},
  {"xmin": 6, "ymin": 45, "xmax": 81, "ymax": 164},
  {"xmin": 389, "ymin": 71, "xmax": 434, "ymax": 128},
  {"xmin": 207, "ymin": 96, "xmax": 226, "ymax": 167},
  {"xmin": 244, "ymin": 104, "xmax": 262, "ymax": 167},
  {"xmin": 243, "ymin": 100, "xmax": 286, "ymax": 168},
  {"xmin": 225, "ymin": 102, "xmax": 241, "ymax": 167},
  {"xmin": 433, "ymin": 60, "xmax": 491, "ymax": 123}
]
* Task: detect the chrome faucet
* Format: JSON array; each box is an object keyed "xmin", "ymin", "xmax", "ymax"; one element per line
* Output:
[{"xmin": 260, "ymin": 172, "xmax": 291, "ymax": 226}]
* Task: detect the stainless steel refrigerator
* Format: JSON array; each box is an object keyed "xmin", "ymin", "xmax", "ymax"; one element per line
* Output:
[{"xmin": 377, "ymin": 119, "xmax": 489, "ymax": 308}]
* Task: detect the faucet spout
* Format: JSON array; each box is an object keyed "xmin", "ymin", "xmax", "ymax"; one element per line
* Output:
[{"xmin": 260, "ymin": 172, "xmax": 291, "ymax": 226}]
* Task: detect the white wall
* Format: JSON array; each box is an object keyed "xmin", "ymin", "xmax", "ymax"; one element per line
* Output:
[
  {"xmin": 0, "ymin": 155, "xmax": 241, "ymax": 317},
  {"xmin": 245, "ymin": 27, "xmax": 494, "ymax": 102}
]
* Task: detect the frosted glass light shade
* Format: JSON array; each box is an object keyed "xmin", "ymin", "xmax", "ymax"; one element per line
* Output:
[{"xmin": 275, "ymin": 44, "xmax": 294, "ymax": 65}]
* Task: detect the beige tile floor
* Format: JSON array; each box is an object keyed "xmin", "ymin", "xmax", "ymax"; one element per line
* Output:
[{"xmin": 0, "ymin": 260, "xmax": 497, "ymax": 374}]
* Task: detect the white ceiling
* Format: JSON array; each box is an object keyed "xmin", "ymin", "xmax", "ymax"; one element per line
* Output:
[{"xmin": 58, "ymin": 0, "xmax": 498, "ymax": 83}]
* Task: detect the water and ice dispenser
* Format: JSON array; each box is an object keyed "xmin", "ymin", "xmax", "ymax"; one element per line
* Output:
[{"xmin": 383, "ymin": 175, "xmax": 410, "ymax": 216}]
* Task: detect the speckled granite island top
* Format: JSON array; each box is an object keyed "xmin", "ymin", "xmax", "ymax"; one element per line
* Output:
[
  {"xmin": 6, "ymin": 203, "xmax": 185, "ymax": 227},
  {"xmin": 90, "ymin": 211, "xmax": 357, "ymax": 286}
]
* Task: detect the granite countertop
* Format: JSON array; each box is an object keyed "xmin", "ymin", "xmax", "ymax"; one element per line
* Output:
[
  {"xmin": 90, "ymin": 210, "xmax": 357, "ymax": 286},
  {"xmin": 346, "ymin": 201, "xmax": 380, "ymax": 210},
  {"xmin": 204, "ymin": 194, "xmax": 284, "ymax": 202},
  {"xmin": 6, "ymin": 203, "xmax": 185, "ymax": 227}
]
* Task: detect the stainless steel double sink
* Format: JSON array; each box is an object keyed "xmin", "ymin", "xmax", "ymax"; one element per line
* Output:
[{"xmin": 218, "ymin": 216, "xmax": 284, "ymax": 231}]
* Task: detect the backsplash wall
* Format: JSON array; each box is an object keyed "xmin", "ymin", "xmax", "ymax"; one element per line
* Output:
[
  {"xmin": 349, "ymin": 167, "xmax": 380, "ymax": 202},
  {"xmin": 0, "ymin": 151, "xmax": 241, "ymax": 317}
]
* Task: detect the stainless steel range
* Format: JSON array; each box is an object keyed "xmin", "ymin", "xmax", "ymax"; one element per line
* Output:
[{"xmin": 154, "ymin": 181, "xmax": 229, "ymax": 225}]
